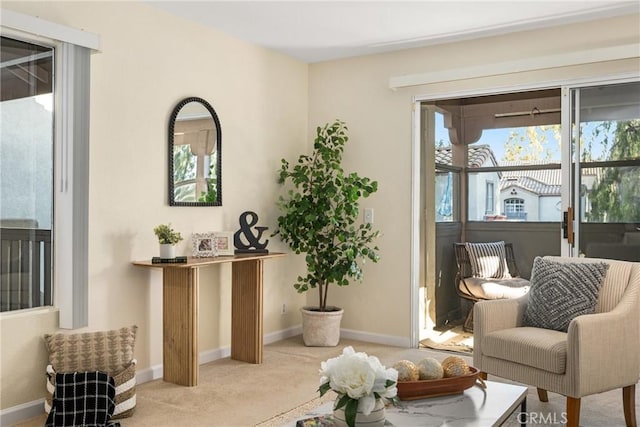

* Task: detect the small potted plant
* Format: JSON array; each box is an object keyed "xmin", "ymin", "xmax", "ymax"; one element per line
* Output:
[
  {"xmin": 274, "ymin": 120, "xmax": 380, "ymax": 346},
  {"xmin": 154, "ymin": 223, "xmax": 183, "ymax": 259}
]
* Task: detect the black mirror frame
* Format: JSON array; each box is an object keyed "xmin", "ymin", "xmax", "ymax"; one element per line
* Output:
[{"xmin": 168, "ymin": 97, "xmax": 222, "ymax": 206}]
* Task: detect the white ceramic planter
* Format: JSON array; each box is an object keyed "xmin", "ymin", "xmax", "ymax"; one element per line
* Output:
[
  {"xmin": 159, "ymin": 243, "xmax": 176, "ymax": 259},
  {"xmin": 333, "ymin": 398, "xmax": 385, "ymax": 427},
  {"xmin": 300, "ymin": 306, "xmax": 344, "ymax": 347}
]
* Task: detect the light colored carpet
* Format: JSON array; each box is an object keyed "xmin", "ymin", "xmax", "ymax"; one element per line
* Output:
[
  {"xmin": 255, "ymin": 393, "xmax": 335, "ymax": 427},
  {"xmin": 12, "ymin": 335, "xmax": 637, "ymax": 426}
]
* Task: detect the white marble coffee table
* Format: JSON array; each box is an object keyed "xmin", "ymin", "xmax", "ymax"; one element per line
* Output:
[{"xmin": 287, "ymin": 380, "xmax": 527, "ymax": 426}]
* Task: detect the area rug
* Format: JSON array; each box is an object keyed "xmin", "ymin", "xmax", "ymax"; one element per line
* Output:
[
  {"xmin": 255, "ymin": 392, "xmax": 335, "ymax": 427},
  {"xmin": 420, "ymin": 337, "xmax": 473, "ymax": 354}
]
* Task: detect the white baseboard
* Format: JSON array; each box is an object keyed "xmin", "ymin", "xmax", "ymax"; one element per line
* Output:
[
  {"xmin": 265, "ymin": 324, "xmax": 303, "ymax": 345},
  {"xmin": 135, "ymin": 363, "xmax": 162, "ymax": 384},
  {"xmin": 0, "ymin": 398, "xmax": 45, "ymax": 426},
  {"xmin": 1, "ymin": 324, "xmax": 396, "ymax": 425},
  {"xmin": 135, "ymin": 325, "xmax": 304, "ymax": 384},
  {"xmin": 199, "ymin": 345, "xmax": 231, "ymax": 365},
  {"xmin": 341, "ymin": 328, "xmax": 411, "ymax": 348}
]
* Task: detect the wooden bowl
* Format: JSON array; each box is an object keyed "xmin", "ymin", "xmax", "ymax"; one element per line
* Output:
[{"xmin": 396, "ymin": 366, "xmax": 483, "ymax": 400}]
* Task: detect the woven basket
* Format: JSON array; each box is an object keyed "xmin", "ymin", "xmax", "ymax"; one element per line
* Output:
[{"xmin": 45, "ymin": 360, "xmax": 137, "ymax": 419}]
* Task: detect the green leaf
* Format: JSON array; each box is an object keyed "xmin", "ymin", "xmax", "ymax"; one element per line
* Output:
[
  {"xmin": 273, "ymin": 120, "xmax": 381, "ymax": 310},
  {"xmin": 345, "ymin": 398, "xmax": 359, "ymax": 427},
  {"xmin": 334, "ymin": 394, "xmax": 350, "ymax": 411},
  {"xmin": 318, "ymin": 381, "xmax": 331, "ymax": 396}
]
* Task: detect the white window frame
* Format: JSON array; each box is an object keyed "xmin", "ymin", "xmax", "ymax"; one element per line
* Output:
[
  {"xmin": 505, "ymin": 197, "xmax": 525, "ymax": 213},
  {"xmin": 1, "ymin": 9, "xmax": 99, "ymax": 328},
  {"xmin": 485, "ymin": 181, "xmax": 495, "ymax": 214}
]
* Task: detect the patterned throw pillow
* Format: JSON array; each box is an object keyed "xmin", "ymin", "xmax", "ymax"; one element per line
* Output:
[
  {"xmin": 45, "ymin": 326, "xmax": 137, "ymax": 373},
  {"xmin": 465, "ymin": 241, "xmax": 511, "ymax": 279},
  {"xmin": 46, "ymin": 361, "xmax": 137, "ymax": 419},
  {"xmin": 523, "ymin": 257, "xmax": 609, "ymax": 332},
  {"xmin": 44, "ymin": 325, "xmax": 137, "ymax": 419},
  {"xmin": 45, "ymin": 371, "xmax": 116, "ymax": 427}
]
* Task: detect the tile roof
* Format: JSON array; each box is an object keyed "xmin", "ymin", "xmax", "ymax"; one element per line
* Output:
[
  {"xmin": 435, "ymin": 144, "xmax": 498, "ymax": 168},
  {"xmin": 436, "ymin": 147, "xmax": 597, "ymax": 196},
  {"xmin": 500, "ymin": 176, "xmax": 561, "ymax": 195},
  {"xmin": 501, "ymin": 167, "xmax": 561, "ymax": 195}
]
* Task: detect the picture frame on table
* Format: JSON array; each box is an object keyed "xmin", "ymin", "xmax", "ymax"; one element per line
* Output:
[
  {"xmin": 192, "ymin": 232, "xmax": 216, "ymax": 257},
  {"xmin": 213, "ymin": 231, "xmax": 234, "ymax": 256}
]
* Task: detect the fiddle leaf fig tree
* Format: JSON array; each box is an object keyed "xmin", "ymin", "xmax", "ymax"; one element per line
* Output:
[{"xmin": 274, "ymin": 120, "xmax": 380, "ymax": 312}]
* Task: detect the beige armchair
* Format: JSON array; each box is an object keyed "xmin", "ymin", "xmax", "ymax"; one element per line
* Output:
[{"xmin": 473, "ymin": 256, "xmax": 639, "ymax": 427}]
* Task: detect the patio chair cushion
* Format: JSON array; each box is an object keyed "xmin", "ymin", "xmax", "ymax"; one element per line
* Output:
[
  {"xmin": 465, "ymin": 241, "xmax": 511, "ymax": 279},
  {"xmin": 459, "ymin": 277, "xmax": 530, "ymax": 299},
  {"xmin": 523, "ymin": 257, "xmax": 609, "ymax": 332},
  {"xmin": 481, "ymin": 327, "xmax": 568, "ymax": 374}
]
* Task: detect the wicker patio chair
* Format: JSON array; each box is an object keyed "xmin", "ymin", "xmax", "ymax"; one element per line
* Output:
[{"xmin": 453, "ymin": 242, "xmax": 529, "ymax": 332}]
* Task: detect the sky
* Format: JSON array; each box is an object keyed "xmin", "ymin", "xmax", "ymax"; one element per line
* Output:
[{"xmin": 434, "ymin": 112, "xmax": 614, "ymax": 164}]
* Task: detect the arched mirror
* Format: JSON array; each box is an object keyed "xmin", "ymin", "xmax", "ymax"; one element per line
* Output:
[{"xmin": 169, "ymin": 97, "xmax": 222, "ymax": 206}]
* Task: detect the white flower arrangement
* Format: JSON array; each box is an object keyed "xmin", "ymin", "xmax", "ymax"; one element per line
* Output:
[{"xmin": 318, "ymin": 346, "xmax": 398, "ymax": 427}]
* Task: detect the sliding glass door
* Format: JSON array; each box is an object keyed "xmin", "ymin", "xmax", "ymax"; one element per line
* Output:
[
  {"xmin": 565, "ymin": 81, "xmax": 640, "ymax": 261},
  {"xmin": 420, "ymin": 80, "xmax": 639, "ymax": 335}
]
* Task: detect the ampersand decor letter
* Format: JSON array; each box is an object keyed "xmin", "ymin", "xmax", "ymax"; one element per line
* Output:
[{"xmin": 233, "ymin": 211, "xmax": 269, "ymax": 254}]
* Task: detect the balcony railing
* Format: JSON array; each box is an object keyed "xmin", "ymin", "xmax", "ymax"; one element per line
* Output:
[
  {"xmin": 0, "ymin": 228, "xmax": 52, "ymax": 312},
  {"xmin": 505, "ymin": 212, "xmax": 528, "ymax": 220}
]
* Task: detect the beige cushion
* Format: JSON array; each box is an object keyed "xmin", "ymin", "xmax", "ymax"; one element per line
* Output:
[
  {"xmin": 482, "ymin": 327, "xmax": 567, "ymax": 374},
  {"xmin": 459, "ymin": 277, "xmax": 530, "ymax": 299},
  {"xmin": 45, "ymin": 325, "xmax": 137, "ymax": 373}
]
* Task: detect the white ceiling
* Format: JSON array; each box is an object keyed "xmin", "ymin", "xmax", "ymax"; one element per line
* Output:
[{"xmin": 146, "ymin": 1, "xmax": 640, "ymax": 63}]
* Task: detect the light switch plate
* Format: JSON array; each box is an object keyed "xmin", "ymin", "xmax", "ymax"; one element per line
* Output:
[{"xmin": 364, "ymin": 208, "xmax": 374, "ymax": 224}]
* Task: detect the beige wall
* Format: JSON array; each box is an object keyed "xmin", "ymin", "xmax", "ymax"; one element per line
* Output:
[
  {"xmin": 1, "ymin": 2, "xmax": 638, "ymax": 415},
  {"xmin": 0, "ymin": 1, "xmax": 308, "ymax": 409},
  {"xmin": 307, "ymin": 14, "xmax": 639, "ymax": 337}
]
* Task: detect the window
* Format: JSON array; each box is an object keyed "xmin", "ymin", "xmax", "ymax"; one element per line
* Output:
[
  {"xmin": 435, "ymin": 169, "xmax": 459, "ymax": 222},
  {"xmin": 467, "ymin": 125, "xmax": 561, "ymax": 222},
  {"xmin": 1, "ymin": 11, "xmax": 97, "ymax": 327},
  {"xmin": 485, "ymin": 181, "xmax": 495, "ymax": 215},
  {"xmin": 577, "ymin": 83, "xmax": 640, "ymax": 223},
  {"xmin": 434, "ymin": 113, "xmax": 460, "ymax": 223},
  {"xmin": 504, "ymin": 198, "xmax": 527, "ymax": 220},
  {"xmin": 431, "ymin": 89, "xmax": 563, "ymax": 223},
  {"xmin": 0, "ymin": 36, "xmax": 54, "ymax": 312}
]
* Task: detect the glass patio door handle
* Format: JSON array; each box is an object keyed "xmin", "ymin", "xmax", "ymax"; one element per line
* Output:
[{"xmin": 562, "ymin": 207, "xmax": 574, "ymax": 244}]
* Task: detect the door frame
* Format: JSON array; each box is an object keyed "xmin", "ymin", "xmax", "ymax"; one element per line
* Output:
[
  {"xmin": 410, "ymin": 72, "xmax": 639, "ymax": 348},
  {"xmin": 561, "ymin": 79, "xmax": 640, "ymax": 257}
]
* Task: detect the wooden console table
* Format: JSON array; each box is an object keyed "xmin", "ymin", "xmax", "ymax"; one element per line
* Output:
[{"xmin": 132, "ymin": 253, "xmax": 285, "ymax": 386}]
